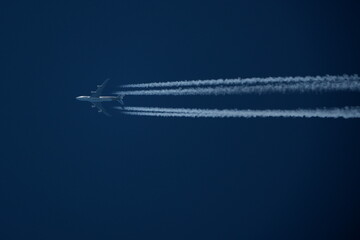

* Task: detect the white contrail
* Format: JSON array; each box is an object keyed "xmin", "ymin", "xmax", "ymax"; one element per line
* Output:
[
  {"xmin": 116, "ymin": 80, "xmax": 360, "ymax": 96},
  {"xmin": 120, "ymin": 74, "xmax": 359, "ymax": 89},
  {"xmin": 116, "ymin": 106, "xmax": 360, "ymax": 119}
]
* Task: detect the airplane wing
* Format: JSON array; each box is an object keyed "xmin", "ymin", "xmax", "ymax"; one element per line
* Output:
[
  {"xmin": 91, "ymin": 79, "xmax": 110, "ymax": 97},
  {"xmin": 93, "ymin": 102, "xmax": 111, "ymax": 117}
]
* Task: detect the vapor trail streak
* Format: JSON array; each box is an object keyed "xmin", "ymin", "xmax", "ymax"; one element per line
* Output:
[
  {"xmin": 116, "ymin": 80, "xmax": 360, "ymax": 96},
  {"xmin": 116, "ymin": 106, "xmax": 360, "ymax": 119},
  {"xmin": 121, "ymin": 75, "xmax": 359, "ymax": 89}
]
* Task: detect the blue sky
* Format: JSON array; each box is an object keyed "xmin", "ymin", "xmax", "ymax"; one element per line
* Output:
[{"xmin": 1, "ymin": 1, "xmax": 360, "ymax": 239}]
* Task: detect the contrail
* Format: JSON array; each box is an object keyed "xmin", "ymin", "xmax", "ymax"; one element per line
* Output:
[
  {"xmin": 121, "ymin": 74, "xmax": 359, "ymax": 89},
  {"xmin": 116, "ymin": 106, "xmax": 360, "ymax": 119},
  {"xmin": 116, "ymin": 80, "xmax": 360, "ymax": 96}
]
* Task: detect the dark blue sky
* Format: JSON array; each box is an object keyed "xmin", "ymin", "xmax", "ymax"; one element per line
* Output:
[{"xmin": 1, "ymin": 1, "xmax": 360, "ymax": 239}]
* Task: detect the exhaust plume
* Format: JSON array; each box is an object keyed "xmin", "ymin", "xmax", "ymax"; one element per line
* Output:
[
  {"xmin": 116, "ymin": 80, "xmax": 360, "ymax": 96},
  {"xmin": 116, "ymin": 106, "xmax": 360, "ymax": 119},
  {"xmin": 121, "ymin": 75, "xmax": 359, "ymax": 89}
]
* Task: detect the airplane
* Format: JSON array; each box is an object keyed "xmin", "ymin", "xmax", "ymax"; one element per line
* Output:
[{"xmin": 76, "ymin": 79, "xmax": 124, "ymax": 116}]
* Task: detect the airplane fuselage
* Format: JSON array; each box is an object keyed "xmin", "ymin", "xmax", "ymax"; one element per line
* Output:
[{"xmin": 76, "ymin": 96, "xmax": 118, "ymax": 103}]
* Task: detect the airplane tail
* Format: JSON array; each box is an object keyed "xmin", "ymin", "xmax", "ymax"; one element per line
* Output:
[{"xmin": 117, "ymin": 95, "xmax": 124, "ymax": 105}]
